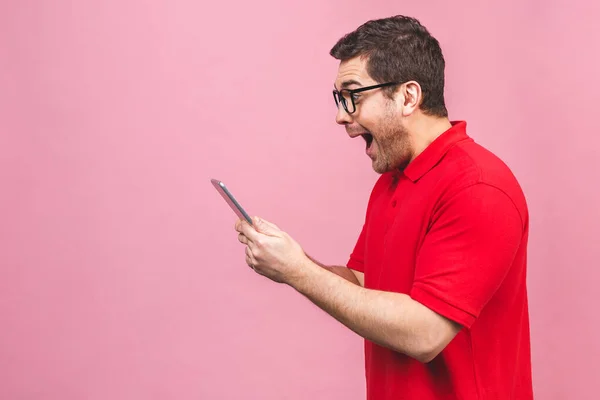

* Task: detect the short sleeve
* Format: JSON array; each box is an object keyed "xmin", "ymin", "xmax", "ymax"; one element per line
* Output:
[
  {"xmin": 410, "ymin": 183, "xmax": 524, "ymax": 328},
  {"xmin": 347, "ymin": 223, "xmax": 366, "ymax": 272}
]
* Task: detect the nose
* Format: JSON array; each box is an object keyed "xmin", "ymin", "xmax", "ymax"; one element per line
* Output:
[{"xmin": 335, "ymin": 103, "xmax": 353, "ymax": 125}]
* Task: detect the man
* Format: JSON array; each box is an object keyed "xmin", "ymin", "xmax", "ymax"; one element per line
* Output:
[{"xmin": 235, "ymin": 15, "xmax": 533, "ymax": 400}]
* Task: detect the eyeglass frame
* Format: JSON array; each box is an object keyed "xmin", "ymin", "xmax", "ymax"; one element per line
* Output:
[{"xmin": 333, "ymin": 81, "xmax": 399, "ymax": 114}]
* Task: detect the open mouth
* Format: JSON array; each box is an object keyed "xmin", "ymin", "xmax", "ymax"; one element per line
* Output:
[{"xmin": 362, "ymin": 133, "xmax": 374, "ymax": 149}]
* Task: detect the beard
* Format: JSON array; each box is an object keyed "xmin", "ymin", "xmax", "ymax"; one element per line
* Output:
[{"xmin": 367, "ymin": 113, "xmax": 412, "ymax": 174}]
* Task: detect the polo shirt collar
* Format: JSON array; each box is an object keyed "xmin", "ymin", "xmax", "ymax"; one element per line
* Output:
[{"xmin": 403, "ymin": 120, "xmax": 470, "ymax": 182}]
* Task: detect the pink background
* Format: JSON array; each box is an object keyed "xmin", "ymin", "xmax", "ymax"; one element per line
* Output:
[{"xmin": 1, "ymin": 1, "xmax": 598, "ymax": 399}]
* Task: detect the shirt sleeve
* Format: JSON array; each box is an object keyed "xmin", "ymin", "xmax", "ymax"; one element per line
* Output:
[
  {"xmin": 346, "ymin": 223, "xmax": 366, "ymax": 272},
  {"xmin": 409, "ymin": 183, "xmax": 524, "ymax": 329}
]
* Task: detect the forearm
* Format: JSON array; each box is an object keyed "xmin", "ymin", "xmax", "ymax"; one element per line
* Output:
[
  {"xmin": 290, "ymin": 259, "xmax": 440, "ymax": 362},
  {"xmin": 305, "ymin": 254, "xmax": 360, "ymax": 285}
]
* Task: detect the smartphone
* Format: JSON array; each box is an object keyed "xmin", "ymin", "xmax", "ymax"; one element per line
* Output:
[{"xmin": 210, "ymin": 178, "xmax": 253, "ymax": 225}]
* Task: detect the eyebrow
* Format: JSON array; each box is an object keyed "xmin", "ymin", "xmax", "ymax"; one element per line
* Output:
[
  {"xmin": 334, "ymin": 79, "xmax": 363, "ymax": 90},
  {"xmin": 342, "ymin": 79, "xmax": 363, "ymax": 88}
]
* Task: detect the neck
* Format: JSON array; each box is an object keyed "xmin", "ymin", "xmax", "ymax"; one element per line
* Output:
[{"xmin": 406, "ymin": 115, "xmax": 452, "ymax": 163}]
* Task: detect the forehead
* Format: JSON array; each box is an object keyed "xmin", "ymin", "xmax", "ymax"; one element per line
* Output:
[{"xmin": 334, "ymin": 57, "xmax": 376, "ymax": 89}]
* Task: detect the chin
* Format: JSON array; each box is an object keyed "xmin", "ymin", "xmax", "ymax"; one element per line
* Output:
[
  {"xmin": 372, "ymin": 157, "xmax": 408, "ymax": 174},
  {"xmin": 371, "ymin": 161, "xmax": 391, "ymax": 174}
]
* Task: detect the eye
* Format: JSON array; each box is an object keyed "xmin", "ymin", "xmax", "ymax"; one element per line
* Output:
[{"xmin": 352, "ymin": 93, "xmax": 361, "ymax": 102}]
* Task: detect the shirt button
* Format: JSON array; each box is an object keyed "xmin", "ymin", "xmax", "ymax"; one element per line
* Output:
[{"xmin": 391, "ymin": 200, "xmax": 397, "ymax": 207}]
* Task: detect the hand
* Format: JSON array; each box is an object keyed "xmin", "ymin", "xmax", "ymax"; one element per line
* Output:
[{"xmin": 235, "ymin": 216, "xmax": 310, "ymax": 285}]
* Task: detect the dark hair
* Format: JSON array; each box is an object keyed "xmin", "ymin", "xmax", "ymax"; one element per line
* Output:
[{"xmin": 330, "ymin": 15, "xmax": 448, "ymax": 117}]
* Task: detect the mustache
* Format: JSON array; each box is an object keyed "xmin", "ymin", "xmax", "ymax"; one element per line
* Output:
[{"xmin": 346, "ymin": 126, "xmax": 371, "ymax": 135}]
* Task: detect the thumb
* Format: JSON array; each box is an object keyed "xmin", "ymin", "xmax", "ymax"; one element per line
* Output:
[{"xmin": 253, "ymin": 216, "xmax": 280, "ymax": 235}]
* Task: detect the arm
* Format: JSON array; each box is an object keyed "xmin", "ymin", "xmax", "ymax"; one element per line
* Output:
[
  {"xmin": 293, "ymin": 184, "xmax": 523, "ymax": 363},
  {"xmin": 237, "ymin": 184, "xmax": 522, "ymax": 363},
  {"xmin": 292, "ymin": 184, "xmax": 522, "ymax": 362},
  {"xmin": 305, "ymin": 253, "xmax": 364, "ymax": 286},
  {"xmin": 289, "ymin": 260, "xmax": 460, "ymax": 363}
]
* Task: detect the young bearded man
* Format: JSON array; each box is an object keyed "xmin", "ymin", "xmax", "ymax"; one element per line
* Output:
[{"xmin": 235, "ymin": 15, "xmax": 533, "ymax": 400}]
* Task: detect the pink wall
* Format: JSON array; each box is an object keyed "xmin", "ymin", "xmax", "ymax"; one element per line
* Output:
[{"xmin": 1, "ymin": 1, "xmax": 598, "ymax": 399}]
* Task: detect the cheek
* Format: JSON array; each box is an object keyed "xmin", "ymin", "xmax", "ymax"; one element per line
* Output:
[
  {"xmin": 355, "ymin": 101, "xmax": 398, "ymax": 140},
  {"xmin": 353, "ymin": 101, "xmax": 383, "ymax": 125},
  {"xmin": 355, "ymin": 119, "xmax": 383, "ymax": 139}
]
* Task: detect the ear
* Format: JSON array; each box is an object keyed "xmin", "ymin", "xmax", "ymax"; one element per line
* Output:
[{"xmin": 399, "ymin": 81, "xmax": 422, "ymax": 117}]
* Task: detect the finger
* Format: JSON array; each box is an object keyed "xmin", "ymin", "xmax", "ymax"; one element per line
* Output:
[
  {"xmin": 245, "ymin": 245, "xmax": 260, "ymax": 260},
  {"xmin": 258, "ymin": 217, "xmax": 280, "ymax": 231},
  {"xmin": 252, "ymin": 217, "xmax": 281, "ymax": 236},
  {"xmin": 235, "ymin": 218, "xmax": 252, "ymax": 233},
  {"xmin": 245, "ymin": 248, "xmax": 256, "ymax": 270},
  {"xmin": 240, "ymin": 234, "xmax": 257, "ymax": 251},
  {"xmin": 234, "ymin": 218, "xmax": 243, "ymax": 232},
  {"xmin": 238, "ymin": 233, "xmax": 249, "ymax": 245},
  {"xmin": 239, "ymin": 220, "xmax": 261, "ymax": 242}
]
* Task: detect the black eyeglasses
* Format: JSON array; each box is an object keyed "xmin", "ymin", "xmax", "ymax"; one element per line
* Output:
[{"xmin": 333, "ymin": 82, "xmax": 399, "ymax": 114}]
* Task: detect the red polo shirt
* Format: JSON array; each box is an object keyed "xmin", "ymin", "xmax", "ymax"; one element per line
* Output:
[{"xmin": 347, "ymin": 121, "xmax": 533, "ymax": 399}]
